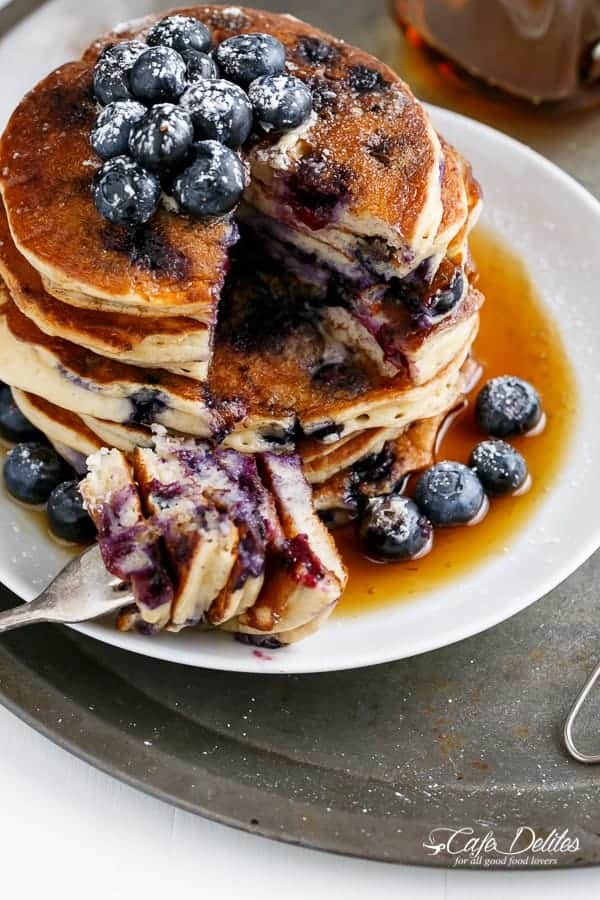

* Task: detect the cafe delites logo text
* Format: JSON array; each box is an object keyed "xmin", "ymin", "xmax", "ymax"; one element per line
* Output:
[{"xmin": 423, "ymin": 825, "xmax": 581, "ymax": 867}]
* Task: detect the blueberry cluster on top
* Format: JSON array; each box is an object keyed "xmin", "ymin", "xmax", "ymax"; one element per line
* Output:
[{"xmin": 90, "ymin": 15, "xmax": 314, "ymax": 226}]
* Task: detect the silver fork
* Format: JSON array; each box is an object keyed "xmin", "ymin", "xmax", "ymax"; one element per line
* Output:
[{"xmin": 0, "ymin": 545, "xmax": 132, "ymax": 634}]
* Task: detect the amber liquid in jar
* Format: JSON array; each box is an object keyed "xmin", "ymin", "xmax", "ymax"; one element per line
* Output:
[{"xmin": 335, "ymin": 227, "xmax": 578, "ymax": 616}]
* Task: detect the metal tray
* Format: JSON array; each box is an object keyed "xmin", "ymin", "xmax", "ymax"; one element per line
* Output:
[{"xmin": 2, "ymin": 0, "xmax": 600, "ymax": 868}]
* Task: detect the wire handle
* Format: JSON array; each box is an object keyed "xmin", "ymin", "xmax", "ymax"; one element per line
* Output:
[{"xmin": 564, "ymin": 660, "xmax": 600, "ymax": 763}]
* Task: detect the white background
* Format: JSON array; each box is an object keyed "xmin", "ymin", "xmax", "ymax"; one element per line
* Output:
[
  {"xmin": 1, "ymin": 701, "xmax": 600, "ymax": 899},
  {"xmin": 1, "ymin": 2, "xmax": 600, "ymax": 896}
]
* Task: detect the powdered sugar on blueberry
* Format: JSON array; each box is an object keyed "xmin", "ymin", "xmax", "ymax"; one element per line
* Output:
[
  {"xmin": 128, "ymin": 103, "xmax": 193, "ymax": 171},
  {"xmin": 90, "ymin": 100, "xmax": 147, "ymax": 160},
  {"xmin": 90, "ymin": 18, "xmax": 314, "ymax": 223},
  {"xmin": 214, "ymin": 32, "xmax": 286, "ymax": 85},
  {"xmin": 180, "ymin": 79, "xmax": 252, "ymax": 148},
  {"xmin": 146, "ymin": 15, "xmax": 211, "ymax": 54},
  {"xmin": 249, "ymin": 74, "xmax": 313, "ymax": 132}
]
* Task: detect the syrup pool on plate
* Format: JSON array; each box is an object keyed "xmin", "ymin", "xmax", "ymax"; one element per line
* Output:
[{"xmin": 335, "ymin": 227, "xmax": 578, "ymax": 616}]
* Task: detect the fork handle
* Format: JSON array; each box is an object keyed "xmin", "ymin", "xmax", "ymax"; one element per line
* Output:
[{"xmin": 0, "ymin": 597, "xmax": 57, "ymax": 634}]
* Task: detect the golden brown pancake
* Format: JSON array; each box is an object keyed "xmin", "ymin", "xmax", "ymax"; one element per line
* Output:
[
  {"xmin": 0, "ymin": 7, "xmax": 451, "ymax": 320},
  {"xmin": 0, "ymin": 202, "xmax": 212, "ymax": 378},
  {"xmin": 209, "ymin": 258, "xmax": 480, "ymax": 442},
  {"xmin": 313, "ymin": 413, "xmax": 448, "ymax": 516},
  {"xmin": 12, "ymin": 389, "xmax": 104, "ymax": 461},
  {"xmin": 0, "ymin": 295, "xmax": 240, "ymax": 436},
  {"xmin": 84, "ymin": 6, "xmax": 444, "ymax": 259},
  {"xmin": 300, "ymin": 426, "xmax": 403, "ymax": 485},
  {"xmin": 0, "ymin": 59, "xmax": 235, "ymax": 318}
]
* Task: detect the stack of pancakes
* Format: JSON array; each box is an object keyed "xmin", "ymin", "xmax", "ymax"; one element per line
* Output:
[
  {"xmin": 0, "ymin": 7, "xmax": 482, "ymax": 531},
  {"xmin": 81, "ymin": 429, "xmax": 347, "ymax": 643}
]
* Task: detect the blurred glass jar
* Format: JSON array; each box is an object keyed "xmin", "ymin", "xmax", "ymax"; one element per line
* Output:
[{"xmin": 393, "ymin": 0, "xmax": 600, "ymax": 103}]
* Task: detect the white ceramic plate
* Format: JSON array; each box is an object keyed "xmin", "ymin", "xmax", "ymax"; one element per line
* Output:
[{"xmin": 1, "ymin": 106, "xmax": 599, "ymax": 673}]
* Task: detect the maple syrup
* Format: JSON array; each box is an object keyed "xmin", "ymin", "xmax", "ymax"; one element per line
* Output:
[{"xmin": 335, "ymin": 227, "xmax": 578, "ymax": 616}]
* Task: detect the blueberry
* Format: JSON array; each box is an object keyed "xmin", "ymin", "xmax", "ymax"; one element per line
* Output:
[
  {"xmin": 0, "ymin": 385, "xmax": 44, "ymax": 444},
  {"xmin": 359, "ymin": 495, "xmax": 433, "ymax": 561},
  {"xmin": 214, "ymin": 32, "xmax": 286, "ymax": 85},
  {"xmin": 475, "ymin": 376, "xmax": 542, "ymax": 437},
  {"xmin": 92, "ymin": 156, "xmax": 161, "ymax": 226},
  {"xmin": 180, "ymin": 79, "xmax": 252, "ymax": 148},
  {"xmin": 4, "ymin": 442, "xmax": 72, "ymax": 505},
  {"xmin": 90, "ymin": 100, "xmax": 147, "ymax": 160},
  {"xmin": 146, "ymin": 15, "xmax": 211, "ymax": 54},
  {"xmin": 428, "ymin": 268, "xmax": 465, "ymax": 316},
  {"xmin": 469, "ymin": 440, "xmax": 528, "ymax": 496},
  {"xmin": 415, "ymin": 461, "xmax": 485, "ymax": 526},
  {"xmin": 295, "ymin": 36, "xmax": 339, "ymax": 66},
  {"xmin": 172, "ymin": 140, "xmax": 246, "ymax": 218},
  {"xmin": 130, "ymin": 46, "xmax": 187, "ymax": 103},
  {"xmin": 92, "ymin": 41, "xmax": 147, "ymax": 104},
  {"xmin": 346, "ymin": 65, "xmax": 388, "ymax": 94},
  {"xmin": 128, "ymin": 103, "xmax": 193, "ymax": 172},
  {"xmin": 181, "ymin": 48, "xmax": 219, "ymax": 84},
  {"xmin": 47, "ymin": 480, "xmax": 96, "ymax": 543},
  {"xmin": 248, "ymin": 74, "xmax": 313, "ymax": 132}
]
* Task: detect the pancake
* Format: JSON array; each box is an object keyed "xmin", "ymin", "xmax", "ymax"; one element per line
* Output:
[
  {"xmin": 300, "ymin": 426, "xmax": 403, "ymax": 485},
  {"xmin": 12, "ymin": 389, "xmax": 155, "ymax": 457},
  {"xmin": 133, "ymin": 443, "xmax": 240, "ymax": 630},
  {"xmin": 135, "ymin": 428, "xmax": 277, "ymax": 628},
  {"xmin": 222, "ymin": 452, "xmax": 347, "ymax": 641},
  {"xmin": 11, "ymin": 388, "xmax": 103, "ymax": 473},
  {"xmin": 0, "ymin": 6, "xmax": 451, "ymax": 319},
  {"xmin": 81, "ymin": 447, "xmax": 174, "ymax": 629},
  {"xmin": 209, "ymin": 260, "xmax": 480, "ymax": 444},
  {"xmin": 0, "ymin": 296, "xmax": 242, "ymax": 438},
  {"xmin": 320, "ymin": 290, "xmax": 480, "ymax": 383},
  {"xmin": 0, "ymin": 56, "xmax": 236, "ymax": 318},
  {"xmin": 312, "ymin": 355, "xmax": 481, "ymax": 516},
  {"xmin": 81, "ymin": 432, "xmax": 347, "ymax": 642},
  {"xmin": 240, "ymin": 135, "xmax": 476, "ymax": 295},
  {"xmin": 81, "ymin": 416, "xmax": 153, "ymax": 453},
  {"xmin": 85, "ymin": 6, "xmax": 446, "ymax": 277},
  {"xmin": 313, "ymin": 413, "xmax": 447, "ymax": 518},
  {"xmin": 0, "ymin": 249, "xmax": 479, "ymax": 451},
  {"xmin": 0, "ymin": 203, "xmax": 212, "ymax": 379}
]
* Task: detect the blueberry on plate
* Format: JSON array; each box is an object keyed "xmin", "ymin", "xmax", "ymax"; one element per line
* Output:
[
  {"xmin": 90, "ymin": 100, "xmax": 147, "ymax": 160},
  {"xmin": 4, "ymin": 442, "xmax": 72, "ymax": 506},
  {"xmin": 181, "ymin": 48, "xmax": 219, "ymax": 84},
  {"xmin": 415, "ymin": 461, "xmax": 486, "ymax": 527},
  {"xmin": 47, "ymin": 480, "xmax": 96, "ymax": 543},
  {"xmin": 359, "ymin": 495, "xmax": 433, "ymax": 561},
  {"xmin": 249, "ymin": 74, "xmax": 313, "ymax": 132},
  {"xmin": 214, "ymin": 32, "xmax": 286, "ymax": 85},
  {"xmin": 146, "ymin": 14, "xmax": 211, "ymax": 54},
  {"xmin": 92, "ymin": 40, "xmax": 147, "ymax": 105},
  {"xmin": 469, "ymin": 440, "xmax": 528, "ymax": 496},
  {"xmin": 0, "ymin": 385, "xmax": 43, "ymax": 444},
  {"xmin": 475, "ymin": 375, "xmax": 542, "ymax": 437},
  {"xmin": 128, "ymin": 103, "xmax": 194, "ymax": 172},
  {"xmin": 130, "ymin": 45, "xmax": 187, "ymax": 104},
  {"xmin": 92, "ymin": 156, "xmax": 161, "ymax": 226},
  {"xmin": 172, "ymin": 140, "xmax": 246, "ymax": 218},
  {"xmin": 180, "ymin": 79, "xmax": 252, "ymax": 148}
]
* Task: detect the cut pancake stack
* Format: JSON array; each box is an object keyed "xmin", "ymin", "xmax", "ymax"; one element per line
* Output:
[
  {"xmin": 81, "ymin": 428, "xmax": 347, "ymax": 643},
  {"xmin": 0, "ymin": 6, "xmax": 483, "ymax": 641}
]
